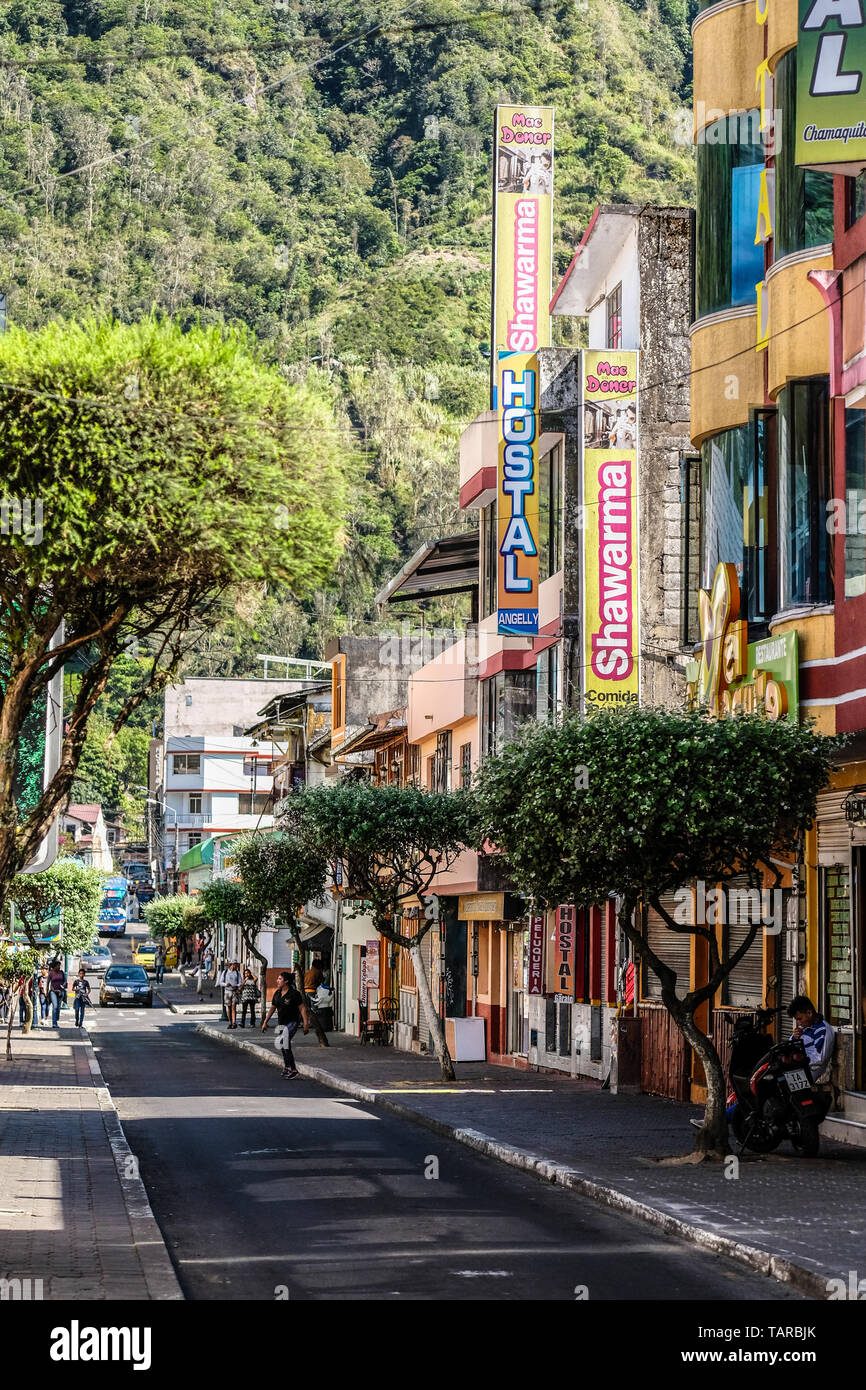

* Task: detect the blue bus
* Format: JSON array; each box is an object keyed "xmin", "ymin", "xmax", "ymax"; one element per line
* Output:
[{"xmin": 98, "ymin": 876, "xmax": 128, "ymax": 936}]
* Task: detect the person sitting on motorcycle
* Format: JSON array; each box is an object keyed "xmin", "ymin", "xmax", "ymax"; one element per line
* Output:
[{"xmin": 787, "ymin": 995, "xmax": 836, "ymax": 1082}]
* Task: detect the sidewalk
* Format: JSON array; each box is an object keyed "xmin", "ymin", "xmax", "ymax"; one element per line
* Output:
[
  {"xmin": 155, "ymin": 970, "xmax": 222, "ymax": 1016},
  {"xmin": 198, "ymin": 1021, "xmax": 866, "ymax": 1298},
  {"xmin": 0, "ymin": 1021, "xmax": 182, "ymax": 1300}
]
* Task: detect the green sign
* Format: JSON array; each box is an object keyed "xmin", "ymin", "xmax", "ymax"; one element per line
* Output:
[
  {"xmin": 687, "ymin": 630, "xmax": 799, "ymax": 723},
  {"xmin": 796, "ymin": 0, "xmax": 866, "ymax": 171}
]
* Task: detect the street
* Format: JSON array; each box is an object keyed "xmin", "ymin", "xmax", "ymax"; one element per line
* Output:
[{"xmin": 82, "ymin": 931, "xmax": 803, "ymax": 1302}]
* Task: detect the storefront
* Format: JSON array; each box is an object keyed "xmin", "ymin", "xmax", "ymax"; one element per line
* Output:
[{"xmin": 813, "ymin": 778, "xmax": 866, "ymax": 1095}]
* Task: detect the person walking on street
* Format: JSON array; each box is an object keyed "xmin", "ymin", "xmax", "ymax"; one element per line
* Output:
[
  {"xmin": 48, "ymin": 960, "xmax": 66, "ymax": 1027},
  {"xmin": 304, "ymin": 957, "xmax": 324, "ymax": 997},
  {"xmin": 239, "ymin": 968, "xmax": 260, "ymax": 1028},
  {"xmin": 261, "ymin": 972, "xmax": 311, "ymax": 1078},
  {"xmin": 18, "ymin": 972, "xmax": 34, "ymax": 1029},
  {"xmin": 155, "ymin": 944, "xmax": 166, "ymax": 985},
  {"xmin": 72, "ymin": 969, "xmax": 91, "ymax": 1027},
  {"xmin": 37, "ymin": 964, "xmax": 50, "ymax": 1025},
  {"xmin": 224, "ymin": 960, "xmax": 242, "ymax": 1028}
]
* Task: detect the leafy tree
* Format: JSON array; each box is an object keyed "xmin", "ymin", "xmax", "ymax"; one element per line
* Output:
[
  {"xmin": 473, "ymin": 708, "xmax": 837, "ymax": 1157},
  {"xmin": 10, "ymin": 860, "xmax": 104, "ymax": 958},
  {"xmin": 231, "ymin": 831, "xmax": 331, "ymax": 1046},
  {"xmin": 144, "ymin": 893, "xmax": 203, "ymax": 947},
  {"xmin": 0, "ymin": 316, "xmax": 348, "ymax": 921},
  {"xmin": 197, "ymin": 877, "xmax": 269, "ymax": 1009},
  {"xmin": 0, "ymin": 944, "xmax": 40, "ymax": 1059},
  {"xmin": 283, "ymin": 781, "xmax": 479, "ymax": 1080}
]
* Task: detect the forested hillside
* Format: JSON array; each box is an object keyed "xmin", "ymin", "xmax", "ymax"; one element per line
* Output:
[{"xmin": 1, "ymin": 0, "xmax": 695, "ymax": 670}]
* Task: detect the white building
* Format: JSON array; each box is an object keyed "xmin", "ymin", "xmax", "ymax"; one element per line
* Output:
[{"xmin": 156, "ymin": 678, "xmax": 309, "ymax": 882}]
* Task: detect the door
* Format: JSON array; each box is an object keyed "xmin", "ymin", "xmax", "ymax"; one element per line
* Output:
[
  {"xmin": 442, "ymin": 909, "xmax": 467, "ymax": 1018},
  {"xmin": 508, "ymin": 927, "xmax": 530, "ymax": 1055},
  {"xmin": 855, "ymin": 848, "xmax": 866, "ymax": 1089}
]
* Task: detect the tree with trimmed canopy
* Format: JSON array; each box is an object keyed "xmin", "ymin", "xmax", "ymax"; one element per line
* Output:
[
  {"xmin": 230, "ymin": 832, "xmax": 331, "ymax": 1047},
  {"xmin": 0, "ymin": 315, "xmax": 348, "ymax": 923},
  {"xmin": 473, "ymin": 706, "xmax": 838, "ymax": 1157},
  {"xmin": 282, "ymin": 781, "xmax": 480, "ymax": 1080}
]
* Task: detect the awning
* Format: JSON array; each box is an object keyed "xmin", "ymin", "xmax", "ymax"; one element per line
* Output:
[
  {"xmin": 374, "ymin": 531, "xmax": 478, "ymax": 606},
  {"xmin": 177, "ymin": 837, "xmax": 217, "ymax": 871}
]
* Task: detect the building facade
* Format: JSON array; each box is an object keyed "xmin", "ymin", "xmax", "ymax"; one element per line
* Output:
[{"xmin": 689, "ymin": 0, "xmax": 866, "ymax": 1137}]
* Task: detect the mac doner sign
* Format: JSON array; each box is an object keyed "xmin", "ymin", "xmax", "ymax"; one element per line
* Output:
[
  {"xmin": 581, "ymin": 350, "xmax": 640, "ymax": 710},
  {"xmin": 796, "ymin": 0, "xmax": 866, "ymax": 171}
]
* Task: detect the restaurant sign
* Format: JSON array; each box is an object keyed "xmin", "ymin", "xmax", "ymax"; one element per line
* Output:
[
  {"xmin": 686, "ymin": 562, "xmax": 799, "ymax": 721},
  {"xmin": 796, "ymin": 0, "xmax": 866, "ymax": 171}
]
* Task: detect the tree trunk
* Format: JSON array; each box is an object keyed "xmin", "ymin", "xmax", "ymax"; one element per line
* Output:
[
  {"xmin": 241, "ymin": 927, "xmax": 268, "ymax": 1025},
  {"xmin": 677, "ymin": 1008, "xmax": 728, "ymax": 1157},
  {"xmin": 5, "ymin": 984, "xmax": 16, "ymax": 1060},
  {"xmin": 288, "ymin": 921, "xmax": 328, "ymax": 1047},
  {"xmin": 409, "ymin": 941, "xmax": 455, "ymax": 1082}
]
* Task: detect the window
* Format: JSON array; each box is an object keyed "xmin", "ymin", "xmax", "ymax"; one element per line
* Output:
[
  {"xmin": 238, "ymin": 792, "xmax": 271, "ymax": 816},
  {"xmin": 480, "ymin": 500, "xmax": 497, "ymax": 618},
  {"xmin": 775, "ymin": 53, "xmax": 835, "ymax": 260},
  {"xmin": 606, "ymin": 283, "xmax": 622, "ymax": 349},
  {"xmin": 847, "ymin": 171, "xmax": 866, "ymax": 229},
  {"xmin": 701, "ymin": 415, "xmax": 776, "ymax": 624},
  {"xmin": 188, "ymin": 793, "xmax": 202, "ymax": 815},
  {"xmin": 778, "ymin": 379, "xmax": 832, "ymax": 609},
  {"xmin": 431, "ymin": 731, "xmax": 451, "ymax": 792},
  {"xmin": 187, "ymin": 833, "xmax": 202, "ymax": 850},
  {"xmin": 481, "ymin": 669, "xmax": 535, "ymax": 759},
  {"xmin": 459, "ymin": 742, "xmax": 472, "ymax": 788},
  {"xmin": 243, "ymin": 757, "xmax": 272, "ymax": 778},
  {"xmin": 537, "ymin": 443, "xmax": 563, "ymax": 581},
  {"xmin": 680, "ymin": 453, "xmax": 702, "ymax": 646},
  {"xmin": 535, "ymin": 646, "xmax": 560, "ymax": 722},
  {"xmin": 845, "ymin": 404, "xmax": 866, "ymax": 599},
  {"xmin": 172, "ymin": 753, "xmax": 201, "ymax": 775},
  {"xmin": 696, "ymin": 113, "xmax": 765, "ymax": 316}
]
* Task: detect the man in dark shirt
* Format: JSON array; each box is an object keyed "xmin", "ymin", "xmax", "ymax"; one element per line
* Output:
[{"xmin": 262, "ymin": 972, "xmax": 311, "ymax": 1078}]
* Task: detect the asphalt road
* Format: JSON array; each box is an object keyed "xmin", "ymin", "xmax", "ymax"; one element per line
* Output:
[{"xmin": 86, "ymin": 928, "xmax": 803, "ymax": 1302}]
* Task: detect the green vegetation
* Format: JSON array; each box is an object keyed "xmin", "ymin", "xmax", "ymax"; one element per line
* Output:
[
  {"xmin": 474, "ymin": 707, "xmax": 838, "ymax": 1155},
  {"xmin": 0, "ymin": 0, "xmax": 695, "ymax": 659},
  {"xmin": 0, "ymin": 315, "xmax": 349, "ymax": 913},
  {"xmin": 10, "ymin": 859, "xmax": 104, "ymax": 957}
]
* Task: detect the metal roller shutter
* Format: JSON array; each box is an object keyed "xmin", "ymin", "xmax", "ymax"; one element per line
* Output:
[
  {"xmin": 722, "ymin": 875, "xmax": 764, "ymax": 1007},
  {"xmin": 642, "ymin": 893, "xmax": 690, "ymax": 1000},
  {"xmin": 817, "ymin": 790, "xmax": 851, "ymax": 865}
]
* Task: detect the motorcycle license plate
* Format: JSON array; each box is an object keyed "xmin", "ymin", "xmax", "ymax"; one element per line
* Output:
[{"xmin": 785, "ymin": 1069, "xmax": 810, "ymax": 1092}]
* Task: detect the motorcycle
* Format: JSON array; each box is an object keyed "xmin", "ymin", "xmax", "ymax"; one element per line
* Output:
[{"xmin": 727, "ymin": 1007, "xmax": 831, "ymax": 1157}]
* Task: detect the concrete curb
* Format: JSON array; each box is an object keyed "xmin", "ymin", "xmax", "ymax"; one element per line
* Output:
[
  {"xmin": 155, "ymin": 988, "xmax": 221, "ymax": 1017},
  {"xmin": 196, "ymin": 1021, "xmax": 831, "ymax": 1301},
  {"xmin": 82, "ymin": 1029, "xmax": 184, "ymax": 1301}
]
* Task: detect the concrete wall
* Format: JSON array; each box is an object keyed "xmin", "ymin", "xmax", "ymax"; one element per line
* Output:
[{"xmin": 164, "ymin": 678, "xmax": 307, "ymax": 739}]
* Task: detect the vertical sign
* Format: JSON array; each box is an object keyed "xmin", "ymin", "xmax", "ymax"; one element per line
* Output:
[
  {"xmin": 580, "ymin": 350, "xmax": 640, "ymax": 711},
  {"xmin": 491, "ymin": 104, "xmax": 555, "ymax": 375},
  {"xmin": 796, "ymin": 0, "xmax": 866, "ymax": 170},
  {"xmin": 550, "ymin": 904, "xmax": 576, "ymax": 1000},
  {"xmin": 497, "ymin": 352, "xmax": 540, "ymax": 635},
  {"xmin": 528, "ymin": 913, "xmax": 545, "ymax": 995},
  {"xmin": 365, "ymin": 939, "xmax": 380, "ymax": 989},
  {"xmin": 492, "ymin": 104, "xmax": 554, "ymax": 638}
]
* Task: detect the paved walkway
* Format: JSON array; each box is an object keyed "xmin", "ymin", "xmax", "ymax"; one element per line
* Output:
[
  {"xmin": 198, "ymin": 1022, "xmax": 866, "ymax": 1297},
  {"xmin": 155, "ymin": 970, "xmax": 222, "ymax": 1016},
  {"xmin": 0, "ymin": 1021, "xmax": 182, "ymax": 1300}
]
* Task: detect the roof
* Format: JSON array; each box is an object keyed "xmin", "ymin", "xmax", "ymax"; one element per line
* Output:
[
  {"xmin": 374, "ymin": 531, "xmax": 478, "ymax": 606},
  {"xmin": 333, "ymin": 708, "xmax": 407, "ymax": 760},
  {"xmin": 550, "ymin": 203, "xmax": 692, "ymax": 317},
  {"xmin": 244, "ymin": 682, "xmax": 332, "ymax": 739},
  {"xmin": 65, "ymin": 804, "xmax": 101, "ymax": 825}
]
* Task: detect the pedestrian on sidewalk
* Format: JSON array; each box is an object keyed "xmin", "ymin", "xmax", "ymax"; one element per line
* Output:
[
  {"xmin": 18, "ymin": 972, "xmax": 34, "ymax": 1028},
  {"xmin": 37, "ymin": 964, "xmax": 50, "ymax": 1025},
  {"xmin": 48, "ymin": 960, "xmax": 66, "ymax": 1027},
  {"xmin": 224, "ymin": 960, "xmax": 242, "ymax": 1028},
  {"xmin": 262, "ymin": 972, "xmax": 311, "ymax": 1078},
  {"xmin": 155, "ymin": 944, "xmax": 166, "ymax": 985},
  {"xmin": 72, "ymin": 969, "xmax": 91, "ymax": 1027},
  {"xmin": 239, "ymin": 968, "xmax": 260, "ymax": 1028}
]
